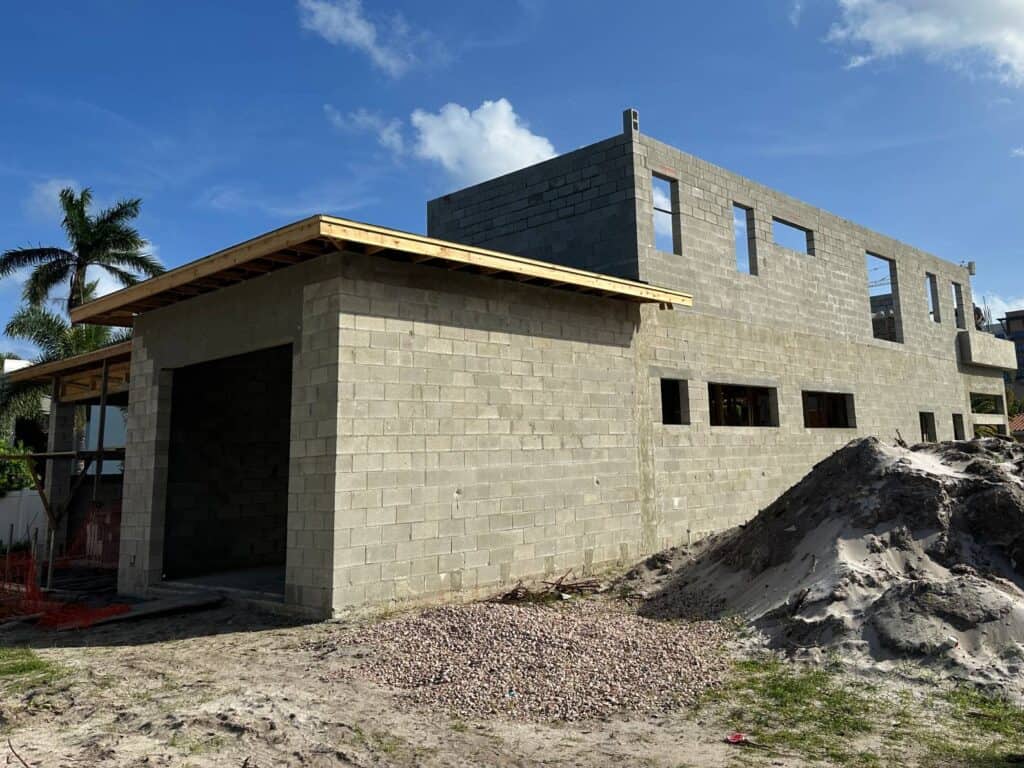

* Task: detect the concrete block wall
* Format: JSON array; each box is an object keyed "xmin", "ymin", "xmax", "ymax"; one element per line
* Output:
[
  {"xmin": 328, "ymin": 254, "xmax": 644, "ymax": 611},
  {"xmin": 119, "ymin": 257, "xmax": 342, "ymax": 614},
  {"xmin": 427, "ymin": 117, "xmax": 1010, "ymax": 552},
  {"xmin": 428, "ymin": 135, "xmax": 641, "ymax": 279}
]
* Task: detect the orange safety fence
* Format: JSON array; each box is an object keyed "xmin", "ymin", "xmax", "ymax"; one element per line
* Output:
[{"xmin": 1, "ymin": 501, "xmax": 130, "ymax": 630}]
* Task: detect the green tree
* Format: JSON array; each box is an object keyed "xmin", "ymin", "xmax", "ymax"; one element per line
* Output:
[
  {"xmin": 0, "ymin": 439, "xmax": 33, "ymax": 497},
  {"xmin": 0, "ymin": 187, "xmax": 163, "ymax": 312}
]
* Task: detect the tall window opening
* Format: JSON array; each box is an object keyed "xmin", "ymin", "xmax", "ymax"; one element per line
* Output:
[
  {"xmin": 951, "ymin": 282, "xmax": 966, "ymax": 330},
  {"xmin": 660, "ymin": 379, "xmax": 690, "ymax": 425},
  {"xmin": 866, "ymin": 252, "xmax": 903, "ymax": 343},
  {"xmin": 919, "ymin": 412, "xmax": 937, "ymax": 442},
  {"xmin": 652, "ymin": 174, "xmax": 679, "ymax": 254},
  {"xmin": 925, "ymin": 272, "xmax": 941, "ymax": 323},
  {"xmin": 733, "ymin": 204, "xmax": 757, "ymax": 275}
]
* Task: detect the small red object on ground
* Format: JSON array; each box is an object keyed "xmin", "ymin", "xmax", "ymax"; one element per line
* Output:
[{"xmin": 726, "ymin": 732, "xmax": 749, "ymax": 744}]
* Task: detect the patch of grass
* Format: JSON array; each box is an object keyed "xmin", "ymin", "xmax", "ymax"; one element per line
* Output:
[
  {"xmin": 701, "ymin": 656, "xmax": 880, "ymax": 766},
  {"xmin": 915, "ymin": 687, "xmax": 1024, "ymax": 767},
  {"xmin": 169, "ymin": 732, "xmax": 226, "ymax": 756},
  {"xmin": 449, "ymin": 719, "xmax": 468, "ymax": 733},
  {"xmin": 0, "ymin": 647, "xmax": 61, "ymax": 693}
]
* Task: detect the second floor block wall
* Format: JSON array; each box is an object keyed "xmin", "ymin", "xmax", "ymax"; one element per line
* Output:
[
  {"xmin": 429, "ymin": 117, "xmax": 999, "ymax": 371},
  {"xmin": 634, "ymin": 133, "xmax": 978, "ymax": 364}
]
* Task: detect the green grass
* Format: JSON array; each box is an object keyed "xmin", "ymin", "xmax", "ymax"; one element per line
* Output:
[
  {"xmin": 915, "ymin": 688, "xmax": 1024, "ymax": 767},
  {"xmin": 704, "ymin": 656, "xmax": 879, "ymax": 766},
  {"xmin": 0, "ymin": 647, "xmax": 61, "ymax": 693},
  {"xmin": 699, "ymin": 656, "xmax": 1024, "ymax": 768}
]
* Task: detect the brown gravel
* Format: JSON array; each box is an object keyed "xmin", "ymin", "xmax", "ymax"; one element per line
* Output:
[{"xmin": 329, "ymin": 599, "xmax": 730, "ymax": 721}]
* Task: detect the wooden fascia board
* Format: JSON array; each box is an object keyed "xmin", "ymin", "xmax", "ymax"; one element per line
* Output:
[
  {"xmin": 70, "ymin": 216, "xmax": 323, "ymax": 325},
  {"xmin": 4, "ymin": 342, "xmax": 133, "ymax": 384}
]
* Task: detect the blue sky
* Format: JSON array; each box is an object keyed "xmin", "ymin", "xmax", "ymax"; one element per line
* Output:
[{"xmin": 2, "ymin": 0, "xmax": 1023, "ymax": 358}]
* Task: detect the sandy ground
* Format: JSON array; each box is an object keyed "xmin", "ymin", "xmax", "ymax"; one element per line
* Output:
[{"xmin": 0, "ymin": 601, "xmax": 762, "ymax": 768}]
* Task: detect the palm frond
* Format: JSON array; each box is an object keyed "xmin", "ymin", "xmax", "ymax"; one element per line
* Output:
[
  {"xmin": 0, "ymin": 247, "xmax": 73, "ymax": 279},
  {"xmin": 93, "ymin": 250, "xmax": 164, "ymax": 279},
  {"xmin": 94, "ymin": 198, "xmax": 141, "ymax": 228},
  {"xmin": 21, "ymin": 259, "xmax": 73, "ymax": 307},
  {"xmin": 59, "ymin": 187, "xmax": 92, "ymax": 248},
  {"xmin": 4, "ymin": 305, "xmax": 69, "ymax": 358}
]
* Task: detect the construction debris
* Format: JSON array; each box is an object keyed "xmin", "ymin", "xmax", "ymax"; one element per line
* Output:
[
  {"xmin": 626, "ymin": 437, "xmax": 1024, "ymax": 696},
  {"xmin": 488, "ymin": 570, "xmax": 603, "ymax": 603},
  {"xmin": 326, "ymin": 600, "xmax": 729, "ymax": 721}
]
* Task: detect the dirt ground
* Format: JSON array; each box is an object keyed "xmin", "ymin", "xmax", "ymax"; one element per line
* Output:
[
  {"xmin": 1, "ymin": 598, "xmax": 1022, "ymax": 768},
  {"xmin": 1, "ymin": 601, "xmax": 746, "ymax": 768}
]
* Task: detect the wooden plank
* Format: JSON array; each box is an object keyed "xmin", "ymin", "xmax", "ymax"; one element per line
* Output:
[
  {"xmin": 4, "ymin": 342, "xmax": 132, "ymax": 384},
  {"xmin": 70, "ymin": 216, "xmax": 323, "ymax": 325}
]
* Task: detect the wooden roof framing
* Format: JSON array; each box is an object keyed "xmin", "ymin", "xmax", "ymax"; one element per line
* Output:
[
  {"xmin": 69, "ymin": 216, "xmax": 693, "ymax": 328},
  {"xmin": 4, "ymin": 341, "xmax": 132, "ymax": 403}
]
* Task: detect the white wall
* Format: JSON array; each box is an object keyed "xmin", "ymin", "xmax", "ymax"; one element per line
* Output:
[{"xmin": 0, "ymin": 490, "xmax": 48, "ymax": 549}]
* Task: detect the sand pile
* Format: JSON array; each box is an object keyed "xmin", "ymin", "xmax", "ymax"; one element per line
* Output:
[{"xmin": 628, "ymin": 437, "xmax": 1024, "ymax": 694}]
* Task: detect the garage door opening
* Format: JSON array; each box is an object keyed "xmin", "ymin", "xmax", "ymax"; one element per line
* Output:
[{"xmin": 162, "ymin": 345, "xmax": 292, "ymax": 596}]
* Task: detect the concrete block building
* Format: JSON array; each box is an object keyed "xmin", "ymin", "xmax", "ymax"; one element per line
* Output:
[{"xmin": 45, "ymin": 110, "xmax": 1015, "ymax": 616}]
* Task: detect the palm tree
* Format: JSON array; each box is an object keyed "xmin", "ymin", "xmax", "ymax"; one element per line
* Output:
[{"xmin": 0, "ymin": 187, "xmax": 163, "ymax": 312}]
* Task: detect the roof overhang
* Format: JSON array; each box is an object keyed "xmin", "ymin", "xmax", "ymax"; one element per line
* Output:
[
  {"xmin": 4, "ymin": 342, "xmax": 132, "ymax": 403},
  {"xmin": 69, "ymin": 215, "xmax": 693, "ymax": 327}
]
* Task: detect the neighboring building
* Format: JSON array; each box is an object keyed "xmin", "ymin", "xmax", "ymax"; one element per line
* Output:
[
  {"xmin": 14, "ymin": 109, "xmax": 1015, "ymax": 617},
  {"xmin": 1, "ymin": 358, "xmax": 30, "ymax": 376},
  {"xmin": 1002, "ymin": 310, "xmax": 1024, "ymax": 401},
  {"xmin": 1011, "ymin": 413, "xmax": 1024, "ymax": 441}
]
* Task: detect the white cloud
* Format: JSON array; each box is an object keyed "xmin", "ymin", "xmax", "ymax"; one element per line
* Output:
[
  {"xmin": 1012, "ymin": 146, "xmax": 1024, "ymax": 157},
  {"xmin": 827, "ymin": 0, "xmax": 1024, "ymax": 85},
  {"xmin": 324, "ymin": 105, "xmax": 405, "ymax": 154},
  {"xmin": 410, "ymin": 99, "xmax": 556, "ymax": 187},
  {"xmin": 199, "ymin": 183, "xmax": 375, "ymax": 218},
  {"xmin": 24, "ymin": 178, "xmax": 78, "ymax": 221},
  {"xmin": 297, "ymin": 0, "xmax": 437, "ymax": 78},
  {"xmin": 978, "ymin": 293, "xmax": 1024, "ymax": 320},
  {"xmin": 789, "ymin": 1, "xmax": 804, "ymax": 27}
]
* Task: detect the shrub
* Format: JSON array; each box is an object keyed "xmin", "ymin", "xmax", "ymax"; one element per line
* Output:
[{"xmin": 0, "ymin": 441, "xmax": 33, "ymax": 498}]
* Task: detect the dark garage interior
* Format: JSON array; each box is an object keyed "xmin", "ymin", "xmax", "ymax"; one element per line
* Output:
[{"xmin": 162, "ymin": 344, "xmax": 293, "ymax": 593}]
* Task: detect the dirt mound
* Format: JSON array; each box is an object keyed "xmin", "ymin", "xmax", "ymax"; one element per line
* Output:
[{"xmin": 629, "ymin": 437, "xmax": 1024, "ymax": 694}]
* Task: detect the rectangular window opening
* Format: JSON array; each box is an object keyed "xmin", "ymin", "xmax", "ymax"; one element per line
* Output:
[
  {"xmin": 802, "ymin": 391, "xmax": 856, "ymax": 429},
  {"xmin": 952, "ymin": 413, "xmax": 966, "ymax": 441},
  {"xmin": 733, "ymin": 204, "xmax": 757, "ymax": 275},
  {"xmin": 660, "ymin": 378, "xmax": 690, "ymax": 425},
  {"xmin": 708, "ymin": 383, "xmax": 778, "ymax": 427},
  {"xmin": 970, "ymin": 392, "xmax": 1005, "ymax": 415},
  {"xmin": 772, "ymin": 217, "xmax": 812, "ymax": 255},
  {"xmin": 652, "ymin": 174, "xmax": 679, "ymax": 255},
  {"xmin": 925, "ymin": 272, "xmax": 941, "ymax": 323},
  {"xmin": 919, "ymin": 412, "xmax": 937, "ymax": 443},
  {"xmin": 866, "ymin": 252, "xmax": 903, "ymax": 343},
  {"xmin": 951, "ymin": 282, "xmax": 966, "ymax": 330}
]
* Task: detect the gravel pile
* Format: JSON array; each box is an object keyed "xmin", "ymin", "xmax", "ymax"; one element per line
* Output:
[{"xmin": 336, "ymin": 600, "xmax": 729, "ymax": 721}]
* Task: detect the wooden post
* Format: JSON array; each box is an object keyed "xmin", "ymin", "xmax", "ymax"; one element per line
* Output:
[
  {"xmin": 4, "ymin": 523, "xmax": 11, "ymax": 586},
  {"xmin": 46, "ymin": 528, "xmax": 56, "ymax": 590},
  {"xmin": 92, "ymin": 359, "xmax": 109, "ymax": 502}
]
